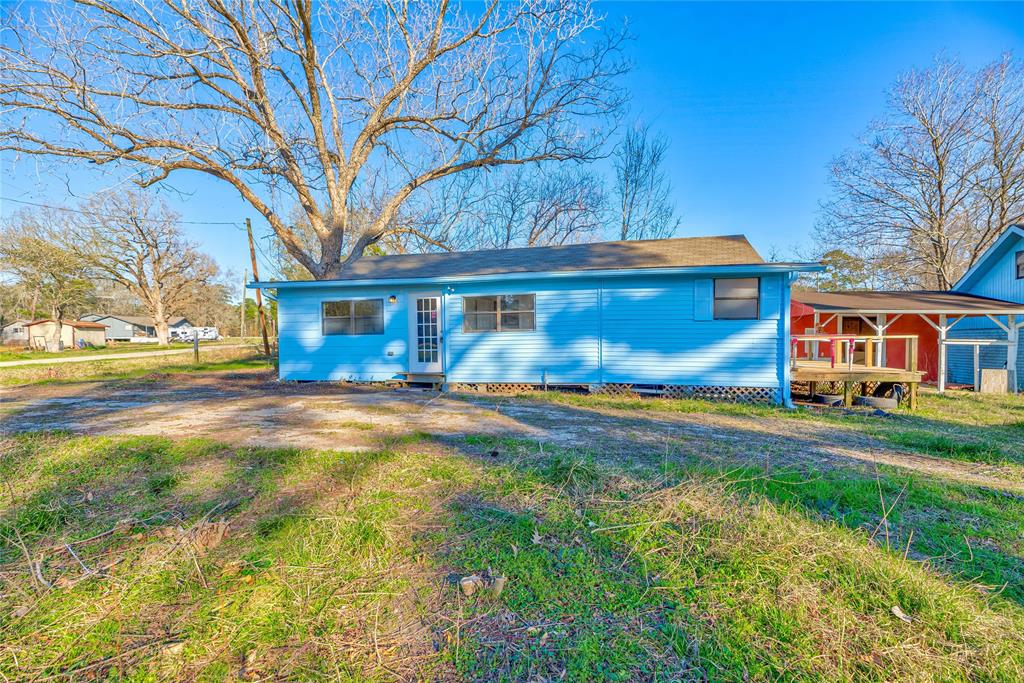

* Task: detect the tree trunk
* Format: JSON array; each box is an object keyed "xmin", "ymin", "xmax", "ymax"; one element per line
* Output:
[
  {"xmin": 50, "ymin": 305, "xmax": 63, "ymax": 351},
  {"xmin": 152, "ymin": 301, "xmax": 170, "ymax": 346}
]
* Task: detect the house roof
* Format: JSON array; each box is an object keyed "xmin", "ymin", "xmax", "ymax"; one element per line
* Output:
[
  {"xmin": 954, "ymin": 224, "xmax": 1024, "ymax": 291},
  {"xmin": 793, "ymin": 290, "xmax": 1024, "ymax": 315},
  {"xmin": 25, "ymin": 319, "xmax": 108, "ymax": 329},
  {"xmin": 251, "ymin": 235, "xmax": 821, "ymax": 289},
  {"xmin": 0, "ymin": 320, "xmax": 30, "ymax": 329},
  {"xmin": 84, "ymin": 314, "xmax": 189, "ymax": 327}
]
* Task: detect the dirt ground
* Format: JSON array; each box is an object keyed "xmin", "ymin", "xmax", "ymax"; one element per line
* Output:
[{"xmin": 2, "ymin": 368, "xmax": 1021, "ymax": 492}]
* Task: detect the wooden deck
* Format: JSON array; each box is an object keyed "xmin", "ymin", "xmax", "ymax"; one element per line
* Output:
[
  {"xmin": 791, "ymin": 333, "xmax": 923, "ymax": 409},
  {"xmin": 792, "ymin": 360, "xmax": 923, "ymax": 383},
  {"xmin": 792, "ymin": 360, "xmax": 923, "ymax": 409}
]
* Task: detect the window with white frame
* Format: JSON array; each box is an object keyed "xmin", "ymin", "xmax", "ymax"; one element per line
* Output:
[
  {"xmin": 322, "ymin": 299, "xmax": 384, "ymax": 335},
  {"xmin": 1016, "ymin": 250, "xmax": 1023, "ymax": 279},
  {"xmin": 463, "ymin": 294, "xmax": 536, "ymax": 332},
  {"xmin": 713, "ymin": 278, "xmax": 760, "ymax": 320}
]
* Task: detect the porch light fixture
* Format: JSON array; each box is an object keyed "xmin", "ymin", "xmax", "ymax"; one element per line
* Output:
[{"xmin": 388, "ymin": 295, "xmax": 398, "ymax": 304}]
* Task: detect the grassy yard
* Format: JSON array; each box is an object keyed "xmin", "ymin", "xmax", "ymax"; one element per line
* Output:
[
  {"xmin": 529, "ymin": 389, "xmax": 1024, "ymax": 469},
  {"xmin": 0, "ymin": 339, "xmax": 255, "ymax": 363},
  {"xmin": 0, "ymin": 346, "xmax": 271, "ymax": 386},
  {"xmin": 1, "ymin": 390, "xmax": 1022, "ymax": 680}
]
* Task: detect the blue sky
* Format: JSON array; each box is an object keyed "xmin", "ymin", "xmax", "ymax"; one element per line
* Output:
[{"xmin": 2, "ymin": 1, "xmax": 1022, "ymax": 291}]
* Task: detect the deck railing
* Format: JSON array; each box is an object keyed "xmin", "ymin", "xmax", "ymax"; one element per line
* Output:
[{"xmin": 791, "ymin": 334, "xmax": 919, "ymax": 372}]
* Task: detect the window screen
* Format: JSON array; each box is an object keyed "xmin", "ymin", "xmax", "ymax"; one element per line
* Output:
[
  {"xmin": 322, "ymin": 299, "xmax": 383, "ymax": 335},
  {"xmin": 713, "ymin": 278, "xmax": 760, "ymax": 320},
  {"xmin": 463, "ymin": 294, "xmax": 536, "ymax": 332}
]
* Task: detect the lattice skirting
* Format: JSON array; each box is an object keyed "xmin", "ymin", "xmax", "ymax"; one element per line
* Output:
[
  {"xmin": 450, "ymin": 382, "xmax": 779, "ymax": 403},
  {"xmin": 604, "ymin": 384, "xmax": 779, "ymax": 403}
]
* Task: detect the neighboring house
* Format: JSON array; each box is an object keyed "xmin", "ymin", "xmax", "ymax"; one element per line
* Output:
[
  {"xmin": 1, "ymin": 320, "xmax": 31, "ymax": 346},
  {"xmin": 249, "ymin": 235, "xmax": 821, "ymax": 405},
  {"xmin": 788, "ymin": 224, "xmax": 1024, "ymax": 392},
  {"xmin": 80, "ymin": 314, "xmax": 192, "ymax": 341},
  {"xmin": 947, "ymin": 225, "xmax": 1024, "ymax": 391},
  {"xmin": 24, "ymin": 320, "xmax": 107, "ymax": 350},
  {"xmin": 789, "ymin": 291, "xmax": 1024, "ymax": 385}
]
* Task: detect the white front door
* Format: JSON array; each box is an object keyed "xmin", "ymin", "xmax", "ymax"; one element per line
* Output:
[{"xmin": 408, "ymin": 293, "xmax": 443, "ymax": 374}]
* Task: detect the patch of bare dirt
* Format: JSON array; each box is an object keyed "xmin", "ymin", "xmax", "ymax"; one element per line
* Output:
[{"xmin": 2, "ymin": 370, "xmax": 1022, "ymax": 493}]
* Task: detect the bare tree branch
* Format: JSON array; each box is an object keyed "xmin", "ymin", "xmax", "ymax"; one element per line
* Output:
[{"xmin": 1, "ymin": 0, "xmax": 628, "ymax": 278}]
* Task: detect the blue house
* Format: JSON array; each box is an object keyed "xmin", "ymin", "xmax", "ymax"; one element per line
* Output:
[
  {"xmin": 948, "ymin": 225, "xmax": 1024, "ymax": 391},
  {"xmin": 250, "ymin": 235, "xmax": 821, "ymax": 404}
]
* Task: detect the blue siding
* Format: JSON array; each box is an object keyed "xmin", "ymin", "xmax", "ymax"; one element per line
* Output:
[
  {"xmin": 949, "ymin": 230, "xmax": 1023, "ymax": 390},
  {"xmin": 947, "ymin": 327, "xmax": 1023, "ymax": 390},
  {"xmin": 445, "ymin": 279, "xmax": 601, "ymax": 384},
  {"xmin": 274, "ymin": 271, "xmax": 792, "ymax": 399},
  {"xmin": 277, "ymin": 285, "xmax": 408, "ymax": 381},
  {"xmin": 957, "ymin": 232, "xmax": 1024, "ymax": 303}
]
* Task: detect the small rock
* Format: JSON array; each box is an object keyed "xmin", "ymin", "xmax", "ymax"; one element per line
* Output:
[
  {"xmin": 459, "ymin": 575, "xmax": 484, "ymax": 597},
  {"xmin": 12, "ymin": 605, "xmax": 29, "ymax": 618},
  {"xmin": 891, "ymin": 605, "xmax": 913, "ymax": 624}
]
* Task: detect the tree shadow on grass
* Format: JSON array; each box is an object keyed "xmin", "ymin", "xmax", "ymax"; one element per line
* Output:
[
  {"xmin": 430, "ymin": 434, "xmax": 1024, "ymax": 682},
  {"xmin": 0, "ymin": 431, "xmax": 442, "ymax": 681}
]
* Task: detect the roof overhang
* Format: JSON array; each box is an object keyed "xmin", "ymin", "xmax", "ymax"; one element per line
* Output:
[
  {"xmin": 793, "ymin": 291, "xmax": 1024, "ymax": 316},
  {"xmin": 249, "ymin": 262, "xmax": 824, "ymax": 290}
]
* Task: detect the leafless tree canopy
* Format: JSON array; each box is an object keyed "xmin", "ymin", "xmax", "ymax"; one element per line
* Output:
[
  {"xmin": 0, "ymin": 214, "xmax": 94, "ymax": 340},
  {"xmin": 1, "ymin": 0, "xmax": 628, "ymax": 279},
  {"xmin": 817, "ymin": 55, "xmax": 1024, "ymax": 290},
  {"xmin": 63, "ymin": 192, "xmax": 220, "ymax": 345},
  {"xmin": 613, "ymin": 123, "xmax": 681, "ymax": 241}
]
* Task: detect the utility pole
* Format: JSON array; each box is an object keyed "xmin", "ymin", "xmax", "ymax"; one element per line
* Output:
[
  {"xmin": 246, "ymin": 218, "xmax": 272, "ymax": 357},
  {"xmin": 240, "ymin": 268, "xmax": 247, "ymax": 340}
]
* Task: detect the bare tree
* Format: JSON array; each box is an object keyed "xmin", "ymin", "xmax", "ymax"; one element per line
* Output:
[
  {"xmin": 1, "ymin": 0, "xmax": 627, "ymax": 279},
  {"xmin": 817, "ymin": 55, "xmax": 1024, "ymax": 289},
  {"xmin": 64, "ymin": 192, "xmax": 219, "ymax": 345},
  {"xmin": 970, "ymin": 55, "xmax": 1024, "ymax": 259},
  {"xmin": 473, "ymin": 166, "xmax": 606, "ymax": 248},
  {"xmin": 0, "ymin": 215, "xmax": 94, "ymax": 347},
  {"xmin": 613, "ymin": 123, "xmax": 681, "ymax": 241}
]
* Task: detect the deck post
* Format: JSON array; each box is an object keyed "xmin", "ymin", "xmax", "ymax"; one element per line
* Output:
[
  {"xmin": 973, "ymin": 344, "xmax": 981, "ymax": 392},
  {"xmin": 843, "ymin": 381, "xmax": 854, "ymax": 408},
  {"xmin": 938, "ymin": 314, "xmax": 948, "ymax": 393},
  {"xmin": 909, "ymin": 382, "xmax": 918, "ymax": 410},
  {"xmin": 1009, "ymin": 314, "xmax": 1019, "ymax": 394}
]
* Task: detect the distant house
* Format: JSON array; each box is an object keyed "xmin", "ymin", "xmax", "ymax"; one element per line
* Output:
[
  {"xmin": 249, "ymin": 235, "xmax": 821, "ymax": 405},
  {"xmin": 24, "ymin": 320, "xmax": 107, "ymax": 350},
  {"xmin": 80, "ymin": 314, "xmax": 192, "ymax": 341},
  {"xmin": 1, "ymin": 320, "xmax": 31, "ymax": 346}
]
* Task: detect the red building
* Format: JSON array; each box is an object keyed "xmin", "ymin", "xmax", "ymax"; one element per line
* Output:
[{"xmin": 790, "ymin": 291, "xmax": 1024, "ymax": 387}]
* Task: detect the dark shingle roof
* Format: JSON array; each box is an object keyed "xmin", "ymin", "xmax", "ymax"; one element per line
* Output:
[
  {"xmin": 317, "ymin": 235, "xmax": 765, "ymax": 281},
  {"xmin": 794, "ymin": 290, "xmax": 1024, "ymax": 313}
]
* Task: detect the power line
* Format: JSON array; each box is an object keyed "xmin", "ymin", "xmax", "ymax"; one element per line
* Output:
[{"xmin": 0, "ymin": 196, "xmax": 244, "ymax": 227}]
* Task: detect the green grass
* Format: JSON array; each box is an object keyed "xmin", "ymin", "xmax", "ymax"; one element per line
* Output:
[
  {"xmin": 0, "ymin": 347, "xmax": 271, "ymax": 386},
  {"xmin": 2, "ymin": 426, "xmax": 1023, "ymax": 681},
  {"xmin": 514, "ymin": 388, "xmax": 1024, "ymax": 467}
]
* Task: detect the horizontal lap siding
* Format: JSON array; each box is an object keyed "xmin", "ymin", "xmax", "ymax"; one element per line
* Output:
[
  {"xmin": 277, "ymin": 286, "xmax": 408, "ymax": 381},
  {"xmin": 960, "ymin": 237, "xmax": 1024, "ymax": 304},
  {"xmin": 948, "ymin": 323, "xmax": 1024, "ymax": 390},
  {"xmin": 445, "ymin": 282, "xmax": 600, "ymax": 384},
  {"xmin": 276, "ymin": 273, "xmax": 787, "ymax": 393},
  {"xmin": 601, "ymin": 275, "xmax": 781, "ymax": 387}
]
